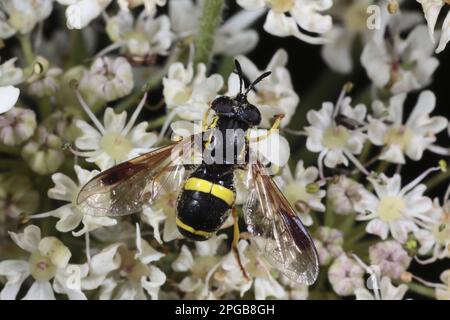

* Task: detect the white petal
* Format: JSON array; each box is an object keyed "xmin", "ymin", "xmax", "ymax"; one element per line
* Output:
[
  {"xmin": 0, "ymin": 260, "xmax": 30, "ymax": 300},
  {"xmin": 0, "ymin": 86, "xmax": 20, "ymax": 113},
  {"xmin": 8, "ymin": 225, "xmax": 41, "ymax": 253},
  {"xmin": 22, "ymin": 281, "xmax": 56, "ymax": 300},
  {"xmin": 171, "ymin": 245, "xmax": 194, "ymax": 272},
  {"xmin": 437, "ymin": 12, "xmax": 450, "ymax": 53},
  {"xmin": 141, "ymin": 266, "xmax": 166, "ymax": 300},
  {"xmin": 366, "ymin": 219, "xmax": 389, "ymax": 240},
  {"xmin": 135, "ymin": 225, "xmax": 165, "ymax": 264}
]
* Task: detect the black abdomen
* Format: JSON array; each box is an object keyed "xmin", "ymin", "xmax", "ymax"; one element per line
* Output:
[{"xmin": 176, "ymin": 164, "xmax": 235, "ymax": 241}]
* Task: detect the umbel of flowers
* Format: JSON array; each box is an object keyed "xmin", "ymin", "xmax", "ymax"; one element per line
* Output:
[{"xmin": 0, "ymin": 0, "xmax": 450, "ymax": 300}]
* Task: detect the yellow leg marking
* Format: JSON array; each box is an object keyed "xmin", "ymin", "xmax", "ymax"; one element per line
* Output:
[
  {"xmin": 204, "ymin": 115, "xmax": 219, "ymax": 148},
  {"xmin": 184, "ymin": 177, "xmax": 235, "ymax": 206},
  {"xmin": 202, "ymin": 108, "xmax": 212, "ymax": 131},
  {"xmin": 249, "ymin": 114, "xmax": 285, "ymax": 143},
  {"xmin": 231, "ymin": 207, "xmax": 250, "ymax": 281},
  {"xmin": 176, "ymin": 217, "xmax": 215, "ymax": 238}
]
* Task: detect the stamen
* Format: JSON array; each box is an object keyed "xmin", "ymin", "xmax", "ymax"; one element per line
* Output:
[
  {"xmin": 428, "ymin": 144, "xmax": 450, "ymax": 156},
  {"xmin": 400, "ymin": 166, "xmax": 441, "ymax": 196},
  {"xmin": 414, "ymin": 248, "xmax": 439, "ymax": 265},
  {"xmin": 352, "ymin": 253, "xmax": 381, "ymax": 300},
  {"xmin": 332, "ymin": 82, "xmax": 353, "ymax": 120},
  {"xmin": 158, "ymin": 109, "xmax": 177, "ymax": 143},
  {"xmin": 283, "ymin": 128, "xmax": 308, "ymax": 136},
  {"xmin": 75, "ymin": 90, "xmax": 106, "ymax": 134},
  {"xmin": 318, "ymin": 150, "xmax": 326, "ymax": 180},
  {"xmin": 411, "ymin": 274, "xmax": 446, "ymax": 289},
  {"xmin": 123, "ymin": 92, "xmax": 148, "ymax": 135},
  {"xmin": 344, "ymin": 150, "xmax": 369, "ymax": 176},
  {"xmin": 85, "ymin": 231, "xmax": 91, "ymax": 263},
  {"xmin": 95, "ymin": 41, "xmax": 126, "ymax": 60}
]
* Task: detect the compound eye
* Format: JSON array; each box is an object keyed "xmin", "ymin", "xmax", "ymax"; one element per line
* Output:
[
  {"xmin": 211, "ymin": 96, "xmax": 234, "ymax": 115},
  {"xmin": 243, "ymin": 105, "xmax": 261, "ymax": 126}
]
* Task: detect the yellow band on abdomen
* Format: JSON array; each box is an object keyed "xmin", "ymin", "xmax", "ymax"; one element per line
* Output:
[
  {"xmin": 184, "ymin": 177, "xmax": 235, "ymax": 206},
  {"xmin": 176, "ymin": 217, "xmax": 215, "ymax": 238}
]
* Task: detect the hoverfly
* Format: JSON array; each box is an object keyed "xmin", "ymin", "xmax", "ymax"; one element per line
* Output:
[{"xmin": 77, "ymin": 60, "xmax": 319, "ymax": 285}]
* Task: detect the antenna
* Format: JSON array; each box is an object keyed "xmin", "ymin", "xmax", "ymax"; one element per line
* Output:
[
  {"xmin": 244, "ymin": 71, "xmax": 271, "ymax": 96},
  {"xmin": 234, "ymin": 59, "xmax": 244, "ymax": 94}
]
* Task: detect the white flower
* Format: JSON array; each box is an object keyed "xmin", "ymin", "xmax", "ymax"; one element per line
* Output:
[
  {"xmin": 118, "ymin": 0, "xmax": 167, "ymax": 16},
  {"xmin": 369, "ymin": 240, "xmax": 412, "ymax": 279},
  {"xmin": 0, "ymin": 225, "xmax": 86, "ymax": 300},
  {"xmin": 163, "ymin": 62, "xmax": 223, "ymax": 121},
  {"xmin": 328, "ymin": 254, "xmax": 365, "ymax": 296},
  {"xmin": 314, "ymin": 227, "xmax": 344, "ymax": 266},
  {"xmin": 237, "ymin": 0, "xmax": 333, "ymax": 44},
  {"xmin": 171, "ymin": 234, "xmax": 228, "ymax": 299},
  {"xmin": 328, "ymin": 176, "xmax": 367, "ymax": 215},
  {"xmin": 279, "ymin": 275, "xmax": 309, "ymax": 299},
  {"xmin": 74, "ymin": 92, "xmax": 156, "ymax": 170},
  {"xmin": 32, "ymin": 165, "xmax": 117, "ymax": 236},
  {"xmin": 305, "ymin": 95, "xmax": 367, "ymax": 176},
  {"xmin": 274, "ymin": 160, "xmax": 326, "ymax": 226},
  {"xmin": 141, "ymin": 199, "xmax": 181, "ymax": 244},
  {"xmin": 0, "ymin": 86, "xmax": 20, "ymax": 114},
  {"xmin": 58, "ymin": 0, "xmax": 112, "ymax": 30},
  {"xmin": 0, "ymin": 58, "xmax": 23, "ymax": 86},
  {"xmin": 169, "ymin": 0, "xmax": 262, "ymax": 56},
  {"xmin": 81, "ymin": 57, "xmax": 134, "ymax": 102},
  {"xmin": 361, "ymin": 17, "xmax": 439, "ymax": 94},
  {"xmin": 321, "ymin": 0, "xmax": 372, "ymax": 74},
  {"xmin": 0, "ymin": 0, "xmax": 52, "ymax": 37},
  {"xmin": 106, "ymin": 10, "xmax": 173, "ymax": 58},
  {"xmin": 367, "ymin": 91, "xmax": 448, "ymax": 164},
  {"xmin": 233, "ymin": 49, "xmax": 299, "ymax": 128},
  {"xmin": 220, "ymin": 240, "xmax": 286, "ymax": 300},
  {"xmin": 355, "ymin": 171, "xmax": 436, "ymax": 243},
  {"xmin": 82, "ymin": 224, "xmax": 166, "ymax": 300},
  {"xmin": 417, "ymin": 0, "xmax": 450, "ymax": 53},
  {"xmin": 415, "ymin": 198, "xmax": 450, "ymax": 263},
  {"xmin": 355, "ymin": 276, "xmax": 408, "ymax": 300},
  {"xmin": 21, "ymin": 127, "xmax": 65, "ymax": 175}
]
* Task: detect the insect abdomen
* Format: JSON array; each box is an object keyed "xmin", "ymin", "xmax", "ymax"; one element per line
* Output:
[{"xmin": 176, "ymin": 176, "xmax": 234, "ymax": 241}]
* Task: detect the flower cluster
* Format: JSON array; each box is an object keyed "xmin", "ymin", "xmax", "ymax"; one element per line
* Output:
[{"xmin": 1, "ymin": 0, "xmax": 450, "ymax": 301}]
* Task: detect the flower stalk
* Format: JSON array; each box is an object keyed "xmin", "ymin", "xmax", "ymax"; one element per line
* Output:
[
  {"xmin": 18, "ymin": 34, "xmax": 35, "ymax": 66},
  {"xmin": 193, "ymin": 0, "xmax": 225, "ymax": 67}
]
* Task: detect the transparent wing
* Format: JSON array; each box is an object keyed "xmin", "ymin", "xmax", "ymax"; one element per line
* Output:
[
  {"xmin": 77, "ymin": 136, "xmax": 198, "ymax": 217},
  {"xmin": 243, "ymin": 161, "xmax": 319, "ymax": 285}
]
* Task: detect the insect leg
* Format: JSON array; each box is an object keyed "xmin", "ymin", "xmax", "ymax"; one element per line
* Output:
[
  {"xmin": 249, "ymin": 114, "xmax": 285, "ymax": 143},
  {"xmin": 231, "ymin": 206, "xmax": 250, "ymax": 281},
  {"xmin": 202, "ymin": 107, "xmax": 212, "ymax": 131}
]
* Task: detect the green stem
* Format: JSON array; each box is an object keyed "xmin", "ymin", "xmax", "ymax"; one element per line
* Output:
[
  {"xmin": 148, "ymin": 115, "xmax": 167, "ymax": 130},
  {"xmin": 68, "ymin": 30, "xmax": 88, "ymax": 67},
  {"xmin": 18, "ymin": 34, "xmax": 35, "ymax": 65},
  {"xmin": 425, "ymin": 169, "xmax": 450, "ymax": 191},
  {"xmin": 324, "ymin": 197, "xmax": 335, "ymax": 227},
  {"xmin": 193, "ymin": 0, "xmax": 225, "ymax": 68},
  {"xmin": 0, "ymin": 145, "xmax": 21, "ymax": 156},
  {"xmin": 345, "ymin": 222, "xmax": 369, "ymax": 245},
  {"xmin": 406, "ymin": 282, "xmax": 436, "ymax": 299},
  {"xmin": 38, "ymin": 97, "xmax": 51, "ymax": 120}
]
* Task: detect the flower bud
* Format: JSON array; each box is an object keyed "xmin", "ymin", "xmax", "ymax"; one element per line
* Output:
[
  {"xmin": 21, "ymin": 126, "xmax": 65, "ymax": 175},
  {"xmin": 0, "ymin": 107, "xmax": 37, "ymax": 146}
]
